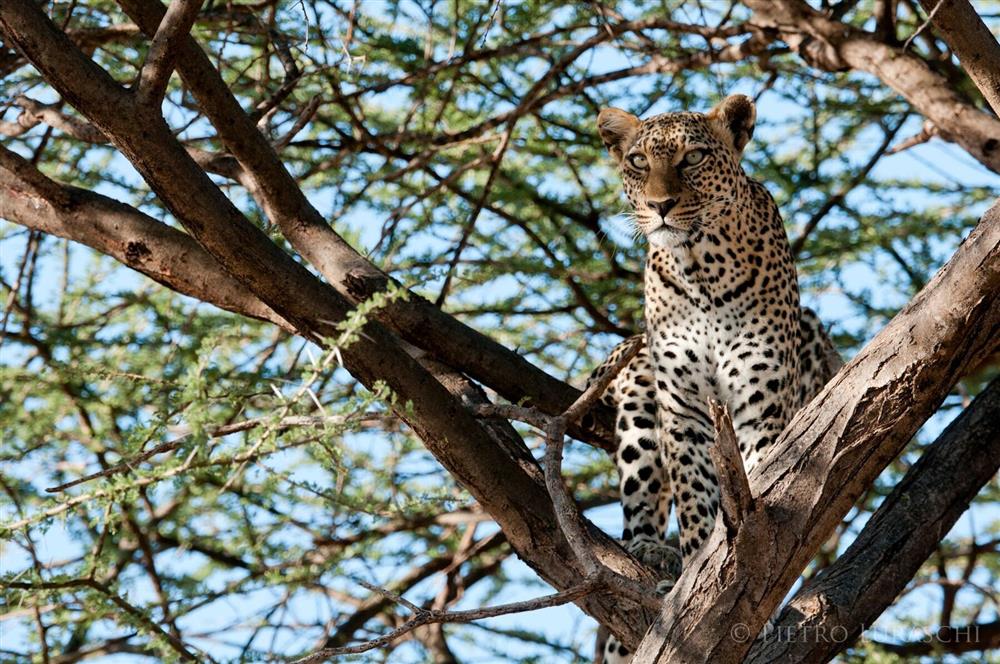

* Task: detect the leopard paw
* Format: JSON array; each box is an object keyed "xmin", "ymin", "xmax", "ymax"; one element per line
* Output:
[
  {"xmin": 654, "ymin": 578, "xmax": 676, "ymax": 596},
  {"xmin": 625, "ymin": 537, "xmax": 682, "ymax": 585}
]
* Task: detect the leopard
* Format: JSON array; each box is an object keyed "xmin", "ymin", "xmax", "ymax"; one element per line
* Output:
[{"xmin": 588, "ymin": 94, "xmax": 842, "ymax": 664}]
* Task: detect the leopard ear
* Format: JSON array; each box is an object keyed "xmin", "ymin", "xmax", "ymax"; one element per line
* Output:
[
  {"xmin": 707, "ymin": 94, "xmax": 756, "ymax": 153},
  {"xmin": 597, "ymin": 108, "xmax": 640, "ymax": 164}
]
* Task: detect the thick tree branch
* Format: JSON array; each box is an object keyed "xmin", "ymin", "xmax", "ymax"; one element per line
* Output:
[
  {"xmin": 746, "ymin": 376, "xmax": 1000, "ymax": 663},
  {"xmin": 745, "ymin": 0, "xmax": 1000, "ymax": 174},
  {"xmin": 0, "ymin": 145, "xmax": 291, "ymax": 330},
  {"xmin": 630, "ymin": 201, "xmax": 1000, "ymax": 662},
  {"xmin": 916, "ymin": 0, "xmax": 1000, "ymax": 115},
  {"xmin": 874, "ymin": 620, "xmax": 1000, "ymax": 656}
]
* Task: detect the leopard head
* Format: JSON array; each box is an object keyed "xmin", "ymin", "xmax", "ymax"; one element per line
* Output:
[{"xmin": 597, "ymin": 94, "xmax": 756, "ymax": 247}]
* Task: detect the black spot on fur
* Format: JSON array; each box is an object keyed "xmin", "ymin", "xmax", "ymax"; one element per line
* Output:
[{"xmin": 620, "ymin": 445, "xmax": 641, "ymax": 463}]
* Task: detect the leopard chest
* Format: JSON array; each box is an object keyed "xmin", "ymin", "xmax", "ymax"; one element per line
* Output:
[{"xmin": 642, "ymin": 238, "xmax": 801, "ymax": 405}]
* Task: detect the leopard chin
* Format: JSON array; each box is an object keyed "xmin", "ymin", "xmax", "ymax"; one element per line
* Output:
[{"xmin": 645, "ymin": 224, "xmax": 687, "ymax": 247}]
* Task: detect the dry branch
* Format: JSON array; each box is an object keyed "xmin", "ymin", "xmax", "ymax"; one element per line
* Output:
[
  {"xmin": 707, "ymin": 399, "xmax": 753, "ymax": 533},
  {"xmin": 294, "ymin": 579, "xmax": 600, "ymax": 662},
  {"xmin": 478, "ymin": 336, "xmax": 662, "ymax": 611},
  {"xmin": 542, "ymin": 336, "xmax": 649, "ymax": 579}
]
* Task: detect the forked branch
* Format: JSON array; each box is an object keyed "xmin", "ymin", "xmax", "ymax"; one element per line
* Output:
[{"xmin": 747, "ymin": 377, "xmax": 1000, "ymax": 662}]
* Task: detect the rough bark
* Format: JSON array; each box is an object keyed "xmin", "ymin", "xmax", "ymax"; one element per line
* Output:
[
  {"xmin": 0, "ymin": 145, "xmax": 292, "ymax": 330},
  {"xmin": 745, "ymin": 0, "xmax": 1000, "ymax": 174},
  {"xmin": 917, "ymin": 0, "xmax": 1000, "ymax": 116},
  {"xmin": 746, "ymin": 377, "xmax": 1000, "ymax": 663},
  {"xmin": 630, "ymin": 200, "xmax": 1000, "ymax": 663}
]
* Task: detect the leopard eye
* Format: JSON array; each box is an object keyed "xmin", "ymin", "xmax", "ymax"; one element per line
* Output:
[
  {"xmin": 626, "ymin": 153, "xmax": 649, "ymax": 170},
  {"xmin": 682, "ymin": 149, "xmax": 706, "ymax": 166}
]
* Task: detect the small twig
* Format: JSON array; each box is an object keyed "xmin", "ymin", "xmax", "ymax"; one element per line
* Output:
[
  {"xmin": 267, "ymin": 26, "xmax": 300, "ymax": 81},
  {"xmin": 545, "ymin": 338, "xmax": 664, "ymax": 612},
  {"xmin": 887, "ymin": 119, "xmax": 942, "ymax": 155},
  {"xmin": 354, "ymin": 579, "xmax": 424, "ymax": 614},
  {"xmin": 136, "ymin": 0, "xmax": 203, "ymax": 107},
  {"xmin": 902, "ymin": 0, "xmax": 945, "ymax": 51},
  {"xmin": 273, "ymin": 94, "xmax": 322, "ymax": 150},
  {"xmin": 707, "ymin": 399, "xmax": 753, "ymax": 533},
  {"xmin": 563, "ymin": 336, "xmax": 644, "ymax": 425},
  {"xmin": 291, "ymin": 579, "xmax": 599, "ymax": 661},
  {"xmin": 478, "ymin": 0, "xmax": 504, "ymax": 48},
  {"xmin": 474, "ymin": 336, "xmax": 644, "ymax": 432}
]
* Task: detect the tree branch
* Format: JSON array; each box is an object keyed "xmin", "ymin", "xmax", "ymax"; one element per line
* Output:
[
  {"xmin": 135, "ymin": 0, "xmax": 203, "ymax": 107},
  {"xmin": 746, "ymin": 376, "xmax": 1000, "ymax": 662},
  {"xmin": 293, "ymin": 579, "xmax": 600, "ymax": 662},
  {"xmin": 0, "ymin": 145, "xmax": 291, "ymax": 330},
  {"xmin": 0, "ymin": 95, "xmax": 106, "ymax": 142},
  {"xmin": 745, "ymin": 0, "xmax": 1000, "ymax": 174},
  {"xmin": 916, "ymin": 0, "xmax": 1000, "ymax": 116}
]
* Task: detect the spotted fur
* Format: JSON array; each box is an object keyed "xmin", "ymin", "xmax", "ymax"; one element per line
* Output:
[{"xmin": 590, "ymin": 96, "xmax": 841, "ymax": 664}]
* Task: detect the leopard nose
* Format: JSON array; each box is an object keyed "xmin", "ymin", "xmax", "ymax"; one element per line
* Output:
[{"xmin": 647, "ymin": 198, "xmax": 677, "ymax": 218}]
